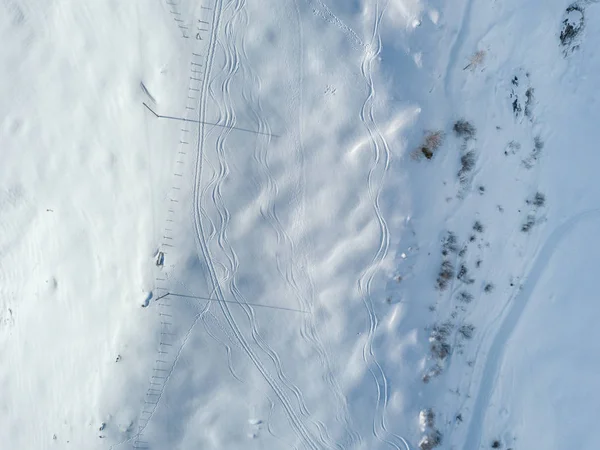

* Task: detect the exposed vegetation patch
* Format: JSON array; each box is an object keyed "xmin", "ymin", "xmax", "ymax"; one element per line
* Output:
[
  {"xmin": 560, "ymin": 3, "xmax": 584, "ymax": 55},
  {"xmin": 524, "ymin": 87, "xmax": 535, "ymax": 118},
  {"xmin": 522, "ymin": 136, "xmax": 544, "ymax": 168},
  {"xmin": 504, "ymin": 140, "xmax": 521, "ymax": 156},
  {"xmin": 473, "ymin": 220, "xmax": 484, "ymax": 233},
  {"xmin": 441, "ymin": 231, "xmax": 459, "ymax": 256},
  {"xmin": 458, "ymin": 291, "xmax": 474, "ymax": 303},
  {"xmin": 419, "ymin": 430, "xmax": 442, "ymax": 450},
  {"xmin": 526, "ymin": 191, "xmax": 546, "ymax": 208},
  {"xmin": 437, "ymin": 260, "xmax": 455, "ymax": 290},
  {"xmin": 419, "ymin": 409, "xmax": 443, "ymax": 450},
  {"xmin": 422, "ymin": 365, "xmax": 442, "ymax": 383},
  {"xmin": 413, "ymin": 130, "xmax": 445, "ymax": 160},
  {"xmin": 521, "ymin": 214, "xmax": 536, "ymax": 232},
  {"xmin": 457, "ymin": 263, "xmax": 475, "ymax": 284},
  {"xmin": 458, "ymin": 324, "xmax": 475, "ymax": 339},
  {"xmin": 509, "ymin": 70, "xmax": 534, "ymax": 121},
  {"xmin": 463, "ymin": 49, "xmax": 486, "ymax": 71},
  {"xmin": 453, "ymin": 120, "xmax": 477, "ymax": 140},
  {"xmin": 458, "ymin": 150, "xmax": 477, "ymax": 186}
]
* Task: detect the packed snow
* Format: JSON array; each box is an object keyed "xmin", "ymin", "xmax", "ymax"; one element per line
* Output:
[{"xmin": 1, "ymin": 0, "xmax": 600, "ymax": 449}]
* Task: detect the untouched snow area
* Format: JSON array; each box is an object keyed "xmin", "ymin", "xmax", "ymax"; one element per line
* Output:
[{"xmin": 2, "ymin": 0, "xmax": 600, "ymax": 449}]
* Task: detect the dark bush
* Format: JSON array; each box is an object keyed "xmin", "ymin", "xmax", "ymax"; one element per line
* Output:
[
  {"xmin": 419, "ymin": 430, "xmax": 442, "ymax": 450},
  {"xmin": 422, "ymin": 147, "xmax": 434, "ymax": 159},
  {"xmin": 441, "ymin": 231, "xmax": 459, "ymax": 256},
  {"xmin": 521, "ymin": 215, "xmax": 536, "ymax": 232},
  {"xmin": 457, "ymin": 264, "xmax": 474, "ymax": 284},
  {"xmin": 533, "ymin": 191, "xmax": 546, "ymax": 207},
  {"xmin": 458, "ymin": 151, "xmax": 477, "ymax": 183},
  {"xmin": 453, "ymin": 120, "xmax": 476, "ymax": 140},
  {"xmin": 437, "ymin": 260, "xmax": 455, "ymax": 290},
  {"xmin": 458, "ymin": 291, "xmax": 474, "ymax": 303}
]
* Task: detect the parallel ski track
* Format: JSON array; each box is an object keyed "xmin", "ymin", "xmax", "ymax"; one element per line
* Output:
[
  {"xmin": 190, "ymin": 1, "xmax": 325, "ymax": 448},
  {"xmin": 211, "ymin": 1, "xmax": 336, "ymax": 447},
  {"xmin": 219, "ymin": 2, "xmax": 341, "ymax": 448},
  {"xmin": 356, "ymin": 1, "xmax": 409, "ymax": 449},
  {"xmin": 234, "ymin": 0, "xmax": 362, "ymax": 447}
]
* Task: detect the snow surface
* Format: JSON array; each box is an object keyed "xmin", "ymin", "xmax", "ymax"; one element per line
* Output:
[{"xmin": 1, "ymin": 0, "xmax": 600, "ymax": 449}]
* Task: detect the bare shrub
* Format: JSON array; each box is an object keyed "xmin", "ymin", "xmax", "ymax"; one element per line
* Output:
[
  {"xmin": 425, "ymin": 130, "xmax": 444, "ymax": 150},
  {"xmin": 534, "ymin": 136, "xmax": 544, "ymax": 151},
  {"xmin": 430, "ymin": 322, "xmax": 453, "ymax": 360},
  {"xmin": 524, "ymin": 87, "xmax": 535, "ymax": 118},
  {"xmin": 521, "ymin": 215, "xmax": 536, "ymax": 232},
  {"xmin": 431, "ymin": 322, "xmax": 453, "ymax": 340},
  {"xmin": 458, "ymin": 151, "xmax": 477, "ymax": 183},
  {"xmin": 453, "ymin": 120, "xmax": 476, "ymax": 140},
  {"xmin": 419, "ymin": 408, "xmax": 435, "ymax": 430},
  {"xmin": 463, "ymin": 50, "xmax": 486, "ymax": 71},
  {"xmin": 437, "ymin": 260, "xmax": 455, "ymax": 290},
  {"xmin": 422, "ymin": 365, "xmax": 442, "ymax": 383},
  {"xmin": 560, "ymin": 4, "xmax": 584, "ymax": 54},
  {"xmin": 458, "ymin": 324, "xmax": 475, "ymax": 339},
  {"xmin": 458, "ymin": 291, "xmax": 474, "ymax": 303},
  {"xmin": 533, "ymin": 191, "xmax": 546, "ymax": 207},
  {"xmin": 523, "ymin": 136, "xmax": 544, "ymax": 168},
  {"xmin": 473, "ymin": 220, "xmax": 484, "ymax": 233},
  {"xmin": 413, "ymin": 130, "xmax": 445, "ymax": 161},
  {"xmin": 504, "ymin": 140, "xmax": 521, "ymax": 156},
  {"xmin": 484, "ymin": 283, "xmax": 495, "ymax": 293},
  {"xmin": 419, "ymin": 430, "xmax": 443, "ymax": 450},
  {"xmin": 457, "ymin": 264, "xmax": 474, "ymax": 284},
  {"xmin": 441, "ymin": 231, "xmax": 459, "ymax": 256}
]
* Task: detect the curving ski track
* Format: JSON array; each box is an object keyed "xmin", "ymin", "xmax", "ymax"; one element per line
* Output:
[
  {"xmin": 463, "ymin": 209, "xmax": 600, "ymax": 449},
  {"xmin": 356, "ymin": 1, "xmax": 409, "ymax": 449}
]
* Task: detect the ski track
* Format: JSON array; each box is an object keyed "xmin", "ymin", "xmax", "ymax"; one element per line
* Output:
[
  {"xmin": 356, "ymin": 1, "xmax": 408, "ymax": 449},
  {"xmin": 265, "ymin": 396, "xmax": 302, "ymax": 450},
  {"xmin": 191, "ymin": 1, "xmax": 326, "ymax": 449},
  {"xmin": 443, "ymin": 0, "xmax": 475, "ymax": 97},
  {"xmin": 201, "ymin": 311, "xmax": 245, "ymax": 382},
  {"xmin": 215, "ymin": 1, "xmax": 337, "ymax": 448},
  {"xmin": 233, "ymin": 0, "xmax": 362, "ymax": 447},
  {"xmin": 462, "ymin": 209, "xmax": 600, "ymax": 449}
]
